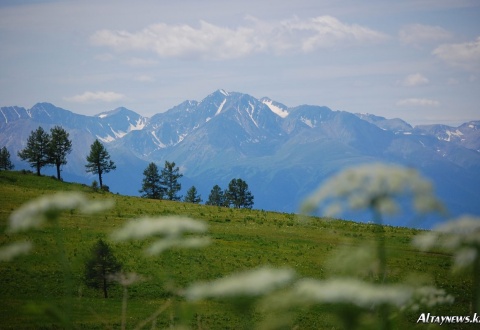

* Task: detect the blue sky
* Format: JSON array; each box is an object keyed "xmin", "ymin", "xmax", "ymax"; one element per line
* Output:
[{"xmin": 0, "ymin": 0, "xmax": 479, "ymax": 126}]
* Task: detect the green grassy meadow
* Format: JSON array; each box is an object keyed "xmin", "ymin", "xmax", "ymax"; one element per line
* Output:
[{"xmin": 0, "ymin": 170, "xmax": 472, "ymax": 329}]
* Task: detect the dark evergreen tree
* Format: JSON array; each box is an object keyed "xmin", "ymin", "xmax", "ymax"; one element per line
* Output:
[
  {"xmin": 18, "ymin": 126, "xmax": 51, "ymax": 176},
  {"xmin": 139, "ymin": 162, "xmax": 163, "ymax": 199},
  {"xmin": 225, "ymin": 178, "xmax": 254, "ymax": 209},
  {"xmin": 0, "ymin": 146, "xmax": 14, "ymax": 170},
  {"xmin": 159, "ymin": 161, "xmax": 183, "ymax": 201},
  {"xmin": 85, "ymin": 139, "xmax": 116, "ymax": 189},
  {"xmin": 48, "ymin": 126, "xmax": 72, "ymax": 180},
  {"xmin": 206, "ymin": 184, "xmax": 226, "ymax": 206},
  {"xmin": 184, "ymin": 186, "xmax": 202, "ymax": 204},
  {"xmin": 84, "ymin": 239, "xmax": 122, "ymax": 298}
]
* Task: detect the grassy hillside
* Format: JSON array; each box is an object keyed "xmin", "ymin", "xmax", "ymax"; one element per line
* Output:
[{"xmin": 0, "ymin": 170, "xmax": 472, "ymax": 329}]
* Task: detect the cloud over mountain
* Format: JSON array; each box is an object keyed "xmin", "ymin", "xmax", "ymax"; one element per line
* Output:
[{"xmin": 90, "ymin": 16, "xmax": 389, "ymax": 60}]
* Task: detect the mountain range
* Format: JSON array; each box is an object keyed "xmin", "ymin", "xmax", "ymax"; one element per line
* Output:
[{"xmin": 1, "ymin": 89, "xmax": 479, "ymax": 228}]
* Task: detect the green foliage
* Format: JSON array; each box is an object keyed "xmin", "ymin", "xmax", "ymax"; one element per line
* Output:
[
  {"xmin": 0, "ymin": 146, "xmax": 14, "ymax": 170},
  {"xmin": 160, "ymin": 161, "xmax": 182, "ymax": 201},
  {"xmin": 84, "ymin": 239, "xmax": 122, "ymax": 298},
  {"xmin": 184, "ymin": 185, "xmax": 202, "ymax": 204},
  {"xmin": 139, "ymin": 162, "xmax": 163, "ymax": 199},
  {"xmin": 225, "ymin": 178, "xmax": 254, "ymax": 209},
  {"xmin": 17, "ymin": 126, "xmax": 51, "ymax": 175},
  {"xmin": 85, "ymin": 139, "xmax": 116, "ymax": 188},
  {"xmin": 206, "ymin": 184, "xmax": 225, "ymax": 206},
  {"xmin": 48, "ymin": 126, "xmax": 72, "ymax": 180}
]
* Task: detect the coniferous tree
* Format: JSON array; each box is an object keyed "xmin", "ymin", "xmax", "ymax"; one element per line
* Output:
[
  {"xmin": 0, "ymin": 146, "xmax": 14, "ymax": 171},
  {"xmin": 184, "ymin": 186, "xmax": 202, "ymax": 204},
  {"xmin": 206, "ymin": 184, "xmax": 226, "ymax": 206},
  {"xmin": 139, "ymin": 162, "xmax": 163, "ymax": 199},
  {"xmin": 225, "ymin": 178, "xmax": 254, "ymax": 209},
  {"xmin": 84, "ymin": 239, "xmax": 122, "ymax": 298},
  {"xmin": 159, "ymin": 161, "xmax": 183, "ymax": 201},
  {"xmin": 48, "ymin": 126, "xmax": 72, "ymax": 180},
  {"xmin": 85, "ymin": 139, "xmax": 116, "ymax": 189},
  {"xmin": 18, "ymin": 126, "xmax": 51, "ymax": 175}
]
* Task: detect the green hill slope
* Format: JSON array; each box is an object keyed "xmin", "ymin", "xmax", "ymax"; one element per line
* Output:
[{"xmin": 0, "ymin": 171, "xmax": 471, "ymax": 329}]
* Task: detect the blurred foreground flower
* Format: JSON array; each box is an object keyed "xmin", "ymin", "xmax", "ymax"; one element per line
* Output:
[
  {"xmin": 301, "ymin": 163, "xmax": 444, "ymax": 218},
  {"xmin": 183, "ymin": 266, "xmax": 296, "ymax": 301},
  {"xmin": 412, "ymin": 215, "xmax": 480, "ymax": 269},
  {"xmin": 293, "ymin": 278, "xmax": 412, "ymax": 308},
  {"xmin": 111, "ymin": 216, "xmax": 210, "ymax": 255},
  {"xmin": 0, "ymin": 241, "xmax": 32, "ymax": 261},
  {"xmin": 8, "ymin": 192, "xmax": 114, "ymax": 233},
  {"xmin": 413, "ymin": 215, "xmax": 480, "ymax": 312}
]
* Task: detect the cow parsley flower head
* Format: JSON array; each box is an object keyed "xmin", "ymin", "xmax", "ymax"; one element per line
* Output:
[
  {"xmin": 8, "ymin": 192, "xmax": 113, "ymax": 233},
  {"xmin": 111, "ymin": 216, "xmax": 208, "ymax": 241},
  {"xmin": 293, "ymin": 278, "xmax": 412, "ymax": 308},
  {"xmin": 301, "ymin": 163, "xmax": 444, "ymax": 218},
  {"xmin": 0, "ymin": 241, "xmax": 33, "ymax": 261},
  {"xmin": 412, "ymin": 215, "xmax": 480, "ymax": 269},
  {"xmin": 183, "ymin": 266, "xmax": 296, "ymax": 301},
  {"xmin": 111, "ymin": 216, "xmax": 209, "ymax": 255}
]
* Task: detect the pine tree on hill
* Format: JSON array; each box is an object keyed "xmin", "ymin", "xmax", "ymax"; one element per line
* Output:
[
  {"xmin": 184, "ymin": 186, "xmax": 202, "ymax": 204},
  {"xmin": 84, "ymin": 239, "xmax": 122, "ymax": 299},
  {"xmin": 85, "ymin": 139, "xmax": 116, "ymax": 189},
  {"xmin": 18, "ymin": 126, "xmax": 51, "ymax": 176},
  {"xmin": 160, "ymin": 161, "xmax": 183, "ymax": 201},
  {"xmin": 0, "ymin": 146, "xmax": 14, "ymax": 171},
  {"xmin": 206, "ymin": 184, "xmax": 226, "ymax": 206},
  {"xmin": 139, "ymin": 162, "xmax": 163, "ymax": 199},
  {"xmin": 48, "ymin": 126, "xmax": 72, "ymax": 180}
]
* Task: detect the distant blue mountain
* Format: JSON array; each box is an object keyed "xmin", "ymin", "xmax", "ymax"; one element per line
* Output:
[{"xmin": 1, "ymin": 90, "xmax": 479, "ymax": 228}]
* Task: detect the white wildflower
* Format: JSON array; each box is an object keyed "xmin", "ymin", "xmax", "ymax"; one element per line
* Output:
[
  {"xmin": 301, "ymin": 163, "xmax": 443, "ymax": 217},
  {"xmin": 0, "ymin": 241, "xmax": 32, "ymax": 261},
  {"xmin": 8, "ymin": 192, "xmax": 113, "ymax": 233},
  {"xmin": 184, "ymin": 267, "xmax": 296, "ymax": 301},
  {"xmin": 293, "ymin": 278, "xmax": 412, "ymax": 308},
  {"xmin": 413, "ymin": 215, "xmax": 480, "ymax": 269},
  {"xmin": 146, "ymin": 237, "xmax": 211, "ymax": 255},
  {"xmin": 407, "ymin": 286, "xmax": 454, "ymax": 309},
  {"xmin": 111, "ymin": 216, "xmax": 208, "ymax": 241}
]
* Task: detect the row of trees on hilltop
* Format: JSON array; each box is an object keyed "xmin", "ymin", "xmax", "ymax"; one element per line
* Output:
[
  {"xmin": 139, "ymin": 161, "xmax": 254, "ymax": 208},
  {"xmin": 16, "ymin": 126, "xmax": 72, "ymax": 179},
  {"xmin": 4, "ymin": 126, "xmax": 254, "ymax": 209},
  {"xmin": 7, "ymin": 126, "xmax": 115, "ymax": 186}
]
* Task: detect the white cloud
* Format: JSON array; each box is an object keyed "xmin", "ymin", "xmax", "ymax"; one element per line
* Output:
[
  {"xmin": 65, "ymin": 91, "xmax": 125, "ymax": 103},
  {"xmin": 433, "ymin": 37, "xmax": 480, "ymax": 70},
  {"xmin": 396, "ymin": 98, "xmax": 440, "ymax": 107},
  {"xmin": 401, "ymin": 73, "xmax": 429, "ymax": 87},
  {"xmin": 399, "ymin": 24, "xmax": 452, "ymax": 46},
  {"xmin": 90, "ymin": 16, "xmax": 388, "ymax": 60}
]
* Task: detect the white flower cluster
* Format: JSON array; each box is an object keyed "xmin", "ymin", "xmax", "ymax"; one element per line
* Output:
[
  {"xmin": 111, "ymin": 216, "xmax": 210, "ymax": 255},
  {"xmin": 301, "ymin": 163, "xmax": 443, "ymax": 218},
  {"xmin": 0, "ymin": 241, "xmax": 32, "ymax": 261},
  {"xmin": 292, "ymin": 278, "xmax": 412, "ymax": 308},
  {"xmin": 413, "ymin": 215, "xmax": 480, "ymax": 269},
  {"xmin": 8, "ymin": 192, "xmax": 114, "ymax": 233},
  {"xmin": 183, "ymin": 266, "xmax": 296, "ymax": 301},
  {"xmin": 405, "ymin": 286, "xmax": 455, "ymax": 312}
]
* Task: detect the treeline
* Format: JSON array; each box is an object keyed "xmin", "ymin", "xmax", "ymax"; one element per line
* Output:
[{"xmin": 1, "ymin": 126, "xmax": 254, "ymax": 209}]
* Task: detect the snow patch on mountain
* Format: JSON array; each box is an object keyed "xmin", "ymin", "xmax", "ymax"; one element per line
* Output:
[
  {"xmin": 262, "ymin": 99, "xmax": 289, "ymax": 118},
  {"xmin": 301, "ymin": 116, "xmax": 316, "ymax": 128},
  {"xmin": 215, "ymin": 99, "xmax": 226, "ymax": 116},
  {"xmin": 442, "ymin": 129, "xmax": 464, "ymax": 142}
]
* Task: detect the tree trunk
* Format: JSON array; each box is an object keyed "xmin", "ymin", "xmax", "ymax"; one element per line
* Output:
[
  {"xmin": 36, "ymin": 163, "xmax": 41, "ymax": 176},
  {"xmin": 56, "ymin": 163, "xmax": 61, "ymax": 180},
  {"xmin": 103, "ymin": 275, "xmax": 108, "ymax": 298}
]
